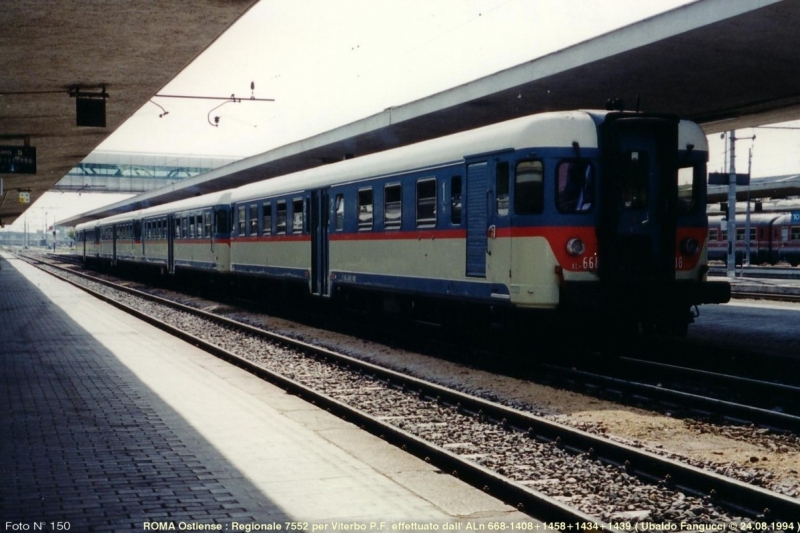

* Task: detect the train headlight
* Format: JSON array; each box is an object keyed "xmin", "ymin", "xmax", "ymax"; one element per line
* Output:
[
  {"xmin": 681, "ymin": 237, "xmax": 700, "ymax": 256},
  {"xmin": 566, "ymin": 238, "xmax": 585, "ymax": 256}
]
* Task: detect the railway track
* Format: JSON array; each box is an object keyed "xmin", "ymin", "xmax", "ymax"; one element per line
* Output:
[
  {"xmin": 19, "ymin": 252, "xmax": 800, "ymax": 526},
  {"xmin": 539, "ymin": 358, "xmax": 800, "ymax": 435}
]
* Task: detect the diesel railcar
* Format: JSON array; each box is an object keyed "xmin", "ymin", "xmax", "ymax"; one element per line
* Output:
[{"xmin": 76, "ymin": 110, "xmax": 730, "ymax": 336}]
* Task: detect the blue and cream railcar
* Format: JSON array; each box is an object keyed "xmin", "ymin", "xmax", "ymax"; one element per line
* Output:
[
  {"xmin": 75, "ymin": 220, "xmax": 97, "ymax": 262},
  {"xmin": 227, "ymin": 110, "xmax": 728, "ymax": 333},
  {"xmin": 109, "ymin": 213, "xmax": 140, "ymax": 264},
  {"xmin": 76, "ymin": 110, "xmax": 729, "ymax": 335},
  {"xmin": 229, "ymin": 188, "xmax": 311, "ymax": 283},
  {"xmin": 140, "ymin": 190, "xmax": 233, "ymax": 274},
  {"xmin": 75, "ymin": 211, "xmax": 142, "ymax": 266}
]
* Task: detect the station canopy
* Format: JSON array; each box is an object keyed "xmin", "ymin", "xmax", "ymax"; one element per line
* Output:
[
  {"xmin": 3, "ymin": 0, "xmax": 800, "ymax": 227},
  {"xmin": 0, "ymin": 0, "xmax": 258, "ymax": 226}
]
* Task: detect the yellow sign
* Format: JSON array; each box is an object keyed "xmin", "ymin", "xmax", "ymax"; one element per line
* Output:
[{"xmin": 19, "ymin": 191, "xmax": 30, "ymax": 203}]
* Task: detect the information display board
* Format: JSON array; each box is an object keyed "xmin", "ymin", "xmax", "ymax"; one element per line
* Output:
[{"xmin": 0, "ymin": 146, "xmax": 37, "ymax": 174}]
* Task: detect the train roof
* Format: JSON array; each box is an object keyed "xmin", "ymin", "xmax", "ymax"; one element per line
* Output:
[
  {"xmin": 77, "ymin": 110, "xmax": 709, "ymax": 228},
  {"xmin": 229, "ymin": 110, "xmax": 708, "ymax": 204},
  {"xmin": 75, "ymin": 190, "xmax": 235, "ymax": 231},
  {"xmin": 708, "ymin": 213, "xmax": 784, "ymax": 225},
  {"xmin": 137, "ymin": 189, "xmax": 234, "ymax": 218},
  {"xmin": 229, "ymin": 111, "xmax": 601, "ymax": 204}
]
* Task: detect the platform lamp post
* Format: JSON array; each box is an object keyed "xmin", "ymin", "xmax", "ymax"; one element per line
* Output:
[
  {"xmin": 724, "ymin": 131, "xmax": 756, "ymax": 277},
  {"xmin": 726, "ymin": 131, "xmax": 736, "ymax": 278},
  {"xmin": 745, "ymin": 148, "xmax": 753, "ymax": 266}
]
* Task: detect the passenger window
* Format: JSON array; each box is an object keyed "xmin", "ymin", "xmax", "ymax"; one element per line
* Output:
[
  {"xmin": 262, "ymin": 203, "xmax": 272, "ymax": 235},
  {"xmin": 385, "ymin": 184, "xmax": 402, "ymax": 230},
  {"xmin": 334, "ymin": 194, "xmax": 344, "ymax": 231},
  {"xmin": 249, "ymin": 204, "xmax": 258, "ymax": 236},
  {"xmin": 451, "ymin": 176, "xmax": 462, "ymax": 225},
  {"xmin": 277, "ymin": 201, "xmax": 287, "ymax": 234},
  {"xmin": 175, "ymin": 219, "xmax": 181, "ymax": 240},
  {"xmin": 292, "ymin": 199, "xmax": 304, "ymax": 234},
  {"xmin": 237, "ymin": 206, "xmax": 246, "ymax": 235},
  {"xmin": 416, "ymin": 178, "xmax": 436, "ymax": 228},
  {"xmin": 204, "ymin": 213, "xmax": 211, "ymax": 237},
  {"xmin": 496, "ymin": 162, "xmax": 509, "ymax": 216},
  {"xmin": 358, "ymin": 188, "xmax": 373, "ymax": 231},
  {"xmin": 182, "ymin": 217, "xmax": 189, "ymax": 239},
  {"xmin": 557, "ymin": 161, "xmax": 594, "ymax": 213},
  {"xmin": 196, "ymin": 215, "xmax": 203, "ymax": 238},
  {"xmin": 515, "ymin": 161, "xmax": 544, "ymax": 214}
]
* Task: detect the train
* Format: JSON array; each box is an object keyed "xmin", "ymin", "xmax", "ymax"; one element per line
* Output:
[
  {"xmin": 708, "ymin": 212, "xmax": 800, "ymax": 266},
  {"xmin": 75, "ymin": 110, "xmax": 730, "ymax": 337}
]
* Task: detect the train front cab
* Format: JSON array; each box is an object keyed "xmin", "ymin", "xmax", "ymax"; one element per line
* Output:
[{"xmin": 560, "ymin": 113, "xmax": 730, "ymax": 335}]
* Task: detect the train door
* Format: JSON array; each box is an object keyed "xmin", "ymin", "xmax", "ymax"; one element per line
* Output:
[
  {"xmin": 310, "ymin": 189, "xmax": 330, "ymax": 296},
  {"xmin": 598, "ymin": 114, "xmax": 679, "ymax": 289},
  {"xmin": 465, "ymin": 162, "xmax": 489, "ymax": 277}
]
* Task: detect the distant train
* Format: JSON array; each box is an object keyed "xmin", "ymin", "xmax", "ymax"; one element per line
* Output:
[
  {"xmin": 75, "ymin": 110, "xmax": 730, "ymax": 337},
  {"xmin": 708, "ymin": 213, "xmax": 800, "ymax": 266}
]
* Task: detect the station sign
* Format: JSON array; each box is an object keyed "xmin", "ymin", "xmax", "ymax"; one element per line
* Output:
[
  {"xmin": 708, "ymin": 172, "xmax": 750, "ymax": 186},
  {"xmin": 19, "ymin": 191, "xmax": 31, "ymax": 203},
  {"xmin": 0, "ymin": 146, "xmax": 37, "ymax": 174},
  {"xmin": 791, "ymin": 211, "xmax": 800, "ymax": 223}
]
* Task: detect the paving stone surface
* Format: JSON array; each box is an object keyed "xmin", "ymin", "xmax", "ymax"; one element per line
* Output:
[{"xmin": 0, "ymin": 254, "xmax": 526, "ymax": 531}]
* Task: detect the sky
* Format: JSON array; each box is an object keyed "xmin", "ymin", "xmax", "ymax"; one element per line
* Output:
[{"xmin": 6, "ymin": 0, "xmax": 800, "ymax": 232}]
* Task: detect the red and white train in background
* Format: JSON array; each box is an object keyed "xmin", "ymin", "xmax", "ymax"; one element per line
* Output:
[
  {"xmin": 75, "ymin": 110, "xmax": 730, "ymax": 337},
  {"xmin": 708, "ymin": 212, "xmax": 800, "ymax": 266}
]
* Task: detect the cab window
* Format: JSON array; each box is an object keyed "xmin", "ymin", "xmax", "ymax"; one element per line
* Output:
[
  {"xmin": 678, "ymin": 164, "xmax": 703, "ymax": 213},
  {"xmin": 557, "ymin": 161, "xmax": 594, "ymax": 213}
]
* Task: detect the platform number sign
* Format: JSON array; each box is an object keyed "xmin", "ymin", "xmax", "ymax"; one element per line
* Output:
[{"xmin": 792, "ymin": 211, "xmax": 800, "ymax": 224}]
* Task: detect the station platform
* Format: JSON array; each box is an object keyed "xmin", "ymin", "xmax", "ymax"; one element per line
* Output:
[{"xmin": 0, "ymin": 252, "xmax": 528, "ymax": 531}]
